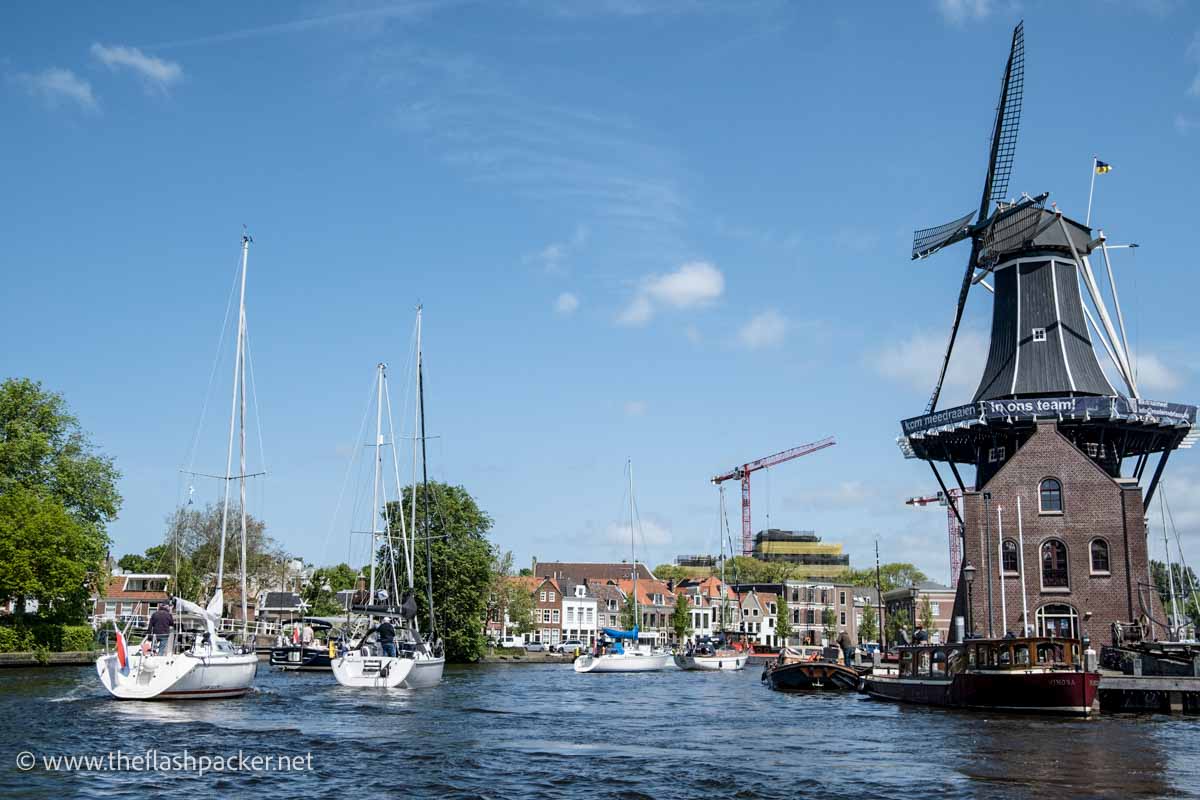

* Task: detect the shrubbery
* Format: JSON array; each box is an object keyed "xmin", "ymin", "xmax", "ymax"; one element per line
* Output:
[{"xmin": 0, "ymin": 622, "xmax": 96, "ymax": 653}]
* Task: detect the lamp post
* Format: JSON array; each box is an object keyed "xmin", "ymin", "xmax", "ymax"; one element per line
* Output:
[{"xmin": 963, "ymin": 562, "xmax": 977, "ymax": 637}]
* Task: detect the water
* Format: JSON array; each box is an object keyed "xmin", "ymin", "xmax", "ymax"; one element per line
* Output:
[{"xmin": 2, "ymin": 663, "xmax": 1198, "ymax": 799}]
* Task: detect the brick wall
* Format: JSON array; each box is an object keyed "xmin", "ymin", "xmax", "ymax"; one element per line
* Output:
[{"xmin": 954, "ymin": 421, "xmax": 1165, "ymax": 643}]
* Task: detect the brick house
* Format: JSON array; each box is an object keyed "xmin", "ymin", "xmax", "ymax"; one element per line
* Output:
[
  {"xmin": 883, "ymin": 582, "xmax": 955, "ymax": 643},
  {"xmin": 779, "ymin": 581, "xmax": 862, "ymax": 646},
  {"xmin": 92, "ymin": 573, "xmax": 170, "ymax": 624},
  {"xmin": 615, "ymin": 577, "xmax": 676, "ymax": 647},
  {"xmin": 532, "ymin": 577, "xmax": 563, "ymax": 646},
  {"xmin": 955, "ymin": 421, "xmax": 1166, "ymax": 643}
]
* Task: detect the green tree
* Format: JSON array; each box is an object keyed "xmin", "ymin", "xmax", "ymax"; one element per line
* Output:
[
  {"xmin": 386, "ymin": 481, "xmax": 494, "ymax": 663},
  {"xmin": 0, "ymin": 379, "xmax": 121, "ymax": 620},
  {"xmin": 859, "ymin": 603, "xmax": 879, "ymax": 644},
  {"xmin": 835, "ymin": 563, "xmax": 928, "ymax": 593},
  {"xmin": 619, "ymin": 597, "xmax": 638, "ymax": 631},
  {"xmin": 504, "ymin": 580, "xmax": 536, "ymax": 638},
  {"xmin": 821, "ymin": 607, "xmax": 837, "ymax": 643},
  {"xmin": 517, "ymin": 567, "xmax": 532, "ymax": 576},
  {"xmin": 1151, "ymin": 560, "xmax": 1200, "ymax": 626},
  {"xmin": 725, "ymin": 556, "xmax": 793, "ymax": 584},
  {"xmin": 775, "ymin": 593, "xmax": 792, "ymax": 644},
  {"xmin": 918, "ymin": 595, "xmax": 936, "ymax": 635},
  {"xmin": 304, "ymin": 563, "xmax": 358, "ymax": 616},
  {"xmin": 654, "ymin": 564, "xmax": 689, "ymax": 583},
  {"xmin": 671, "ymin": 593, "xmax": 693, "ymax": 643},
  {"xmin": 886, "ymin": 608, "xmax": 912, "ymax": 645}
]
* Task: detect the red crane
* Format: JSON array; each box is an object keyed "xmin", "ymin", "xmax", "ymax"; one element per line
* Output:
[
  {"xmin": 712, "ymin": 436, "xmax": 836, "ymax": 557},
  {"xmin": 905, "ymin": 489, "xmax": 970, "ymax": 582}
]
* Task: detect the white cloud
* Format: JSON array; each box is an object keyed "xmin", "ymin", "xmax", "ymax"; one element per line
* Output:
[
  {"xmin": 738, "ymin": 309, "xmax": 788, "ymax": 349},
  {"xmin": 937, "ymin": 0, "xmax": 991, "ymax": 24},
  {"xmin": 624, "ymin": 400, "xmax": 647, "ymax": 417},
  {"xmin": 1134, "ymin": 353, "xmax": 1182, "ymax": 394},
  {"xmin": 12, "ymin": 68, "xmax": 97, "ymax": 111},
  {"xmin": 618, "ymin": 261, "xmax": 724, "ymax": 326},
  {"xmin": 869, "ymin": 329, "xmax": 988, "ymax": 398},
  {"xmin": 554, "ymin": 292, "xmax": 580, "ymax": 315},
  {"xmin": 91, "ymin": 43, "xmax": 183, "ymax": 93},
  {"xmin": 607, "ymin": 518, "xmax": 671, "ymax": 548},
  {"xmin": 527, "ymin": 225, "xmax": 588, "ymax": 275}
]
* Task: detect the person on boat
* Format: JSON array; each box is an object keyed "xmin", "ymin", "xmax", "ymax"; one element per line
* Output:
[
  {"xmin": 302, "ymin": 623, "xmax": 315, "ymax": 647},
  {"xmin": 836, "ymin": 630, "xmax": 853, "ymax": 666},
  {"xmin": 148, "ymin": 602, "xmax": 174, "ymax": 655},
  {"xmin": 378, "ymin": 618, "xmax": 397, "ymax": 658},
  {"xmin": 913, "ymin": 624, "xmax": 928, "ymax": 644}
]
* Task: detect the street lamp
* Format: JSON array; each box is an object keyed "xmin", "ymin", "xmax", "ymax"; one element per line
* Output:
[{"xmin": 962, "ymin": 563, "xmax": 977, "ymax": 637}]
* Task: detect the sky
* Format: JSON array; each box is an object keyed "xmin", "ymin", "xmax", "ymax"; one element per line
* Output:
[{"xmin": 3, "ymin": 0, "xmax": 1200, "ymax": 586}]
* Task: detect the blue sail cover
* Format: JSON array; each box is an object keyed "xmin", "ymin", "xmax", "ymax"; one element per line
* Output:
[{"xmin": 601, "ymin": 626, "xmax": 638, "ymax": 640}]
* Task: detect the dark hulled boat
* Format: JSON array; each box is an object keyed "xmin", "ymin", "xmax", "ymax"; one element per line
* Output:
[
  {"xmin": 269, "ymin": 618, "xmax": 337, "ymax": 671},
  {"xmin": 861, "ymin": 636, "xmax": 1099, "ymax": 716},
  {"xmin": 762, "ymin": 646, "xmax": 866, "ymax": 692}
]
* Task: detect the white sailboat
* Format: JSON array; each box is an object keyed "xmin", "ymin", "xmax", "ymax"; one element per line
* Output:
[
  {"xmin": 574, "ymin": 461, "xmax": 671, "ymax": 674},
  {"xmin": 332, "ymin": 362, "xmax": 416, "ymax": 689},
  {"xmin": 674, "ymin": 484, "xmax": 748, "ymax": 671},
  {"xmin": 97, "ymin": 234, "xmax": 260, "ymax": 700}
]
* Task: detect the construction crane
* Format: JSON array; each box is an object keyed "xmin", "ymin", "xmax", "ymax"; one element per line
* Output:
[
  {"xmin": 905, "ymin": 488, "xmax": 972, "ymax": 583},
  {"xmin": 712, "ymin": 436, "xmax": 836, "ymax": 557}
]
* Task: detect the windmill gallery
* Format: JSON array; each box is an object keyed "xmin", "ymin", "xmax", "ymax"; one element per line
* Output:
[{"xmin": 4, "ymin": 15, "xmax": 1200, "ymax": 799}]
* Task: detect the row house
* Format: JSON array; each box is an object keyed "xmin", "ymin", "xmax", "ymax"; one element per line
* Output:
[
  {"xmin": 883, "ymin": 582, "xmax": 955, "ymax": 644},
  {"xmin": 615, "ymin": 577, "xmax": 676, "ymax": 647},
  {"xmin": 92, "ymin": 573, "xmax": 171, "ymax": 625},
  {"xmin": 559, "ymin": 579, "xmax": 599, "ymax": 645},
  {"xmin": 734, "ymin": 589, "xmax": 779, "ymax": 648},
  {"xmin": 532, "ymin": 577, "xmax": 563, "ymax": 646},
  {"xmin": 675, "ymin": 576, "xmax": 737, "ymax": 641},
  {"xmin": 780, "ymin": 580, "xmax": 863, "ymax": 647},
  {"xmin": 592, "ymin": 582, "xmax": 626, "ymax": 630}
]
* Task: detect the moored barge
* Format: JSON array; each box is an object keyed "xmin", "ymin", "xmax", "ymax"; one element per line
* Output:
[
  {"xmin": 762, "ymin": 646, "xmax": 866, "ymax": 692},
  {"xmin": 861, "ymin": 636, "xmax": 1098, "ymax": 716}
]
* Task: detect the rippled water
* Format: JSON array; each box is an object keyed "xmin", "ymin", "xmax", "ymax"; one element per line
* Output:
[{"xmin": 2, "ymin": 662, "xmax": 1198, "ymax": 799}]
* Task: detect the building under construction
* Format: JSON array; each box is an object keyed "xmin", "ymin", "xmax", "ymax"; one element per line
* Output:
[{"xmin": 751, "ymin": 529, "xmax": 849, "ymax": 577}]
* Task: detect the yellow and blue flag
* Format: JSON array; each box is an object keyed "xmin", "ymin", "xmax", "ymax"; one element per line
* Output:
[{"xmin": 1095, "ymin": 160, "xmax": 1112, "ymax": 174}]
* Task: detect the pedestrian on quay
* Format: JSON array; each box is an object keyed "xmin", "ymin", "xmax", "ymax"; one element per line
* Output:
[{"xmin": 836, "ymin": 629, "xmax": 853, "ymax": 666}]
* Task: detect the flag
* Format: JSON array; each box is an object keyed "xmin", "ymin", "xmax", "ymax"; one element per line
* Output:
[
  {"xmin": 1095, "ymin": 160, "xmax": 1112, "ymax": 174},
  {"xmin": 115, "ymin": 629, "xmax": 130, "ymax": 675}
]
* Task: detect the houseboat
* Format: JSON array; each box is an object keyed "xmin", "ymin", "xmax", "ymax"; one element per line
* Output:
[
  {"xmin": 762, "ymin": 645, "xmax": 865, "ymax": 692},
  {"xmin": 861, "ymin": 636, "xmax": 1099, "ymax": 716}
]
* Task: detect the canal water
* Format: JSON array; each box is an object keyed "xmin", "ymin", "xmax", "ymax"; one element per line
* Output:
[{"xmin": 2, "ymin": 663, "xmax": 1197, "ymax": 799}]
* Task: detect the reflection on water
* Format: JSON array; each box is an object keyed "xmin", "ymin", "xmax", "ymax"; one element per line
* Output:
[{"xmin": 1, "ymin": 664, "xmax": 1197, "ymax": 799}]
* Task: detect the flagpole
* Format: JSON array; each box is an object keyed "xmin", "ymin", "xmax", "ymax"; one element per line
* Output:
[{"xmin": 1086, "ymin": 154, "xmax": 1098, "ymax": 226}]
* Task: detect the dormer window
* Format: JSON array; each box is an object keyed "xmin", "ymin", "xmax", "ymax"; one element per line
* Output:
[
  {"xmin": 1032, "ymin": 327, "xmax": 1047, "ymax": 342},
  {"xmin": 988, "ymin": 446, "xmax": 1006, "ymax": 463}
]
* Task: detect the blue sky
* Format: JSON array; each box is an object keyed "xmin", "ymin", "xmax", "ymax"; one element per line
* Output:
[{"xmin": 4, "ymin": 1, "xmax": 1199, "ymax": 584}]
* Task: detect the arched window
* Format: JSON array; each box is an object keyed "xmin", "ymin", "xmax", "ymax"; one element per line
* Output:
[
  {"xmin": 1035, "ymin": 604, "xmax": 1078, "ymax": 638},
  {"xmin": 1041, "ymin": 539, "xmax": 1068, "ymax": 588},
  {"xmin": 1001, "ymin": 539, "xmax": 1020, "ymax": 574},
  {"xmin": 1090, "ymin": 539, "xmax": 1110, "ymax": 574},
  {"xmin": 1040, "ymin": 478, "xmax": 1063, "ymax": 513}
]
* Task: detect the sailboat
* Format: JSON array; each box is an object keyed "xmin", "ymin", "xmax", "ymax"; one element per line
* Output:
[
  {"xmin": 97, "ymin": 233, "xmax": 260, "ymax": 700},
  {"xmin": 574, "ymin": 461, "xmax": 672, "ymax": 674},
  {"xmin": 331, "ymin": 362, "xmax": 416, "ymax": 689},
  {"xmin": 674, "ymin": 485, "xmax": 748, "ymax": 671}
]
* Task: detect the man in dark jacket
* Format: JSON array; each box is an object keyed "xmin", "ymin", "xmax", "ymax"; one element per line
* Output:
[
  {"xmin": 377, "ymin": 618, "xmax": 397, "ymax": 658},
  {"xmin": 836, "ymin": 630, "xmax": 854, "ymax": 666},
  {"xmin": 148, "ymin": 602, "xmax": 174, "ymax": 655}
]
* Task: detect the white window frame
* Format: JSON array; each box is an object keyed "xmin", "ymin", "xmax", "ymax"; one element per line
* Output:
[{"xmin": 1032, "ymin": 327, "xmax": 1047, "ymax": 342}]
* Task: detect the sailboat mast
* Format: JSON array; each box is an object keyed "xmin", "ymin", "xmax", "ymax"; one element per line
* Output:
[
  {"xmin": 382, "ymin": 373, "xmax": 413, "ymax": 588},
  {"xmin": 369, "ymin": 363, "xmax": 384, "ymax": 600},
  {"xmin": 719, "ymin": 484, "xmax": 726, "ymax": 633},
  {"xmin": 417, "ymin": 309, "xmax": 435, "ymax": 636},
  {"xmin": 238, "ymin": 262, "xmax": 249, "ymax": 636},
  {"xmin": 216, "ymin": 234, "xmax": 249, "ymax": 607},
  {"xmin": 629, "ymin": 459, "xmax": 638, "ymax": 629}
]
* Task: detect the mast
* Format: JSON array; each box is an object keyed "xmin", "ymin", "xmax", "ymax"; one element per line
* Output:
[
  {"xmin": 629, "ymin": 459, "xmax": 638, "ymax": 632},
  {"xmin": 718, "ymin": 484, "xmax": 726, "ymax": 633},
  {"xmin": 217, "ymin": 234, "xmax": 249, "ymax": 616},
  {"xmin": 1161, "ymin": 493, "xmax": 1181, "ymax": 638},
  {"xmin": 417, "ymin": 308, "xmax": 436, "ymax": 638},
  {"xmin": 369, "ymin": 363, "xmax": 384, "ymax": 601},
  {"xmin": 875, "ymin": 538, "xmax": 885, "ymax": 651},
  {"xmin": 382, "ymin": 372, "xmax": 413, "ymax": 589}
]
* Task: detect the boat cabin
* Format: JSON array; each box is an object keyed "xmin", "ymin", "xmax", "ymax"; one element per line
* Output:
[{"xmin": 897, "ymin": 637, "xmax": 1083, "ymax": 680}]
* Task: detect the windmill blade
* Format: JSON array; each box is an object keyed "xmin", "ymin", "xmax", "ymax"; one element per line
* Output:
[
  {"xmin": 925, "ymin": 239, "xmax": 982, "ymax": 413},
  {"xmin": 979, "ymin": 21, "xmax": 1024, "ymax": 216},
  {"xmin": 912, "ymin": 209, "xmax": 976, "ymax": 260}
]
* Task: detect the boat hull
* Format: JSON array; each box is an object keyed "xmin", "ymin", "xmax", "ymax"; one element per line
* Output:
[
  {"xmin": 97, "ymin": 651, "xmax": 257, "ymax": 700},
  {"xmin": 402, "ymin": 654, "xmax": 445, "ymax": 688},
  {"xmin": 332, "ymin": 653, "xmax": 415, "ymax": 688},
  {"xmin": 764, "ymin": 660, "xmax": 863, "ymax": 692},
  {"xmin": 269, "ymin": 645, "xmax": 332, "ymax": 671},
  {"xmin": 574, "ymin": 652, "xmax": 672, "ymax": 673},
  {"xmin": 862, "ymin": 670, "xmax": 1099, "ymax": 716},
  {"xmin": 674, "ymin": 653, "xmax": 749, "ymax": 671}
]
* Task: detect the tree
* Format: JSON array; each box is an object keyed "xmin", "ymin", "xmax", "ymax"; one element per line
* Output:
[
  {"xmin": 859, "ymin": 604, "xmax": 879, "ymax": 644},
  {"xmin": 671, "ymin": 593, "xmax": 693, "ymax": 643},
  {"xmin": 0, "ymin": 379, "xmax": 121, "ymax": 620},
  {"xmin": 654, "ymin": 564, "xmax": 689, "ymax": 584},
  {"xmin": 724, "ymin": 556, "xmax": 793, "ymax": 584},
  {"xmin": 619, "ymin": 597, "xmax": 638, "ymax": 631},
  {"xmin": 1151, "ymin": 560, "xmax": 1200, "ymax": 626},
  {"xmin": 517, "ymin": 567, "xmax": 532, "ymax": 576},
  {"xmin": 504, "ymin": 580, "xmax": 536, "ymax": 638},
  {"xmin": 886, "ymin": 608, "xmax": 912, "ymax": 645},
  {"xmin": 304, "ymin": 563, "xmax": 358, "ymax": 617},
  {"xmin": 775, "ymin": 593, "xmax": 793, "ymax": 645},
  {"xmin": 821, "ymin": 607, "xmax": 837, "ymax": 643},
  {"xmin": 386, "ymin": 481, "xmax": 494, "ymax": 663},
  {"xmin": 919, "ymin": 595, "xmax": 936, "ymax": 635},
  {"xmin": 835, "ymin": 563, "xmax": 928, "ymax": 593}
]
